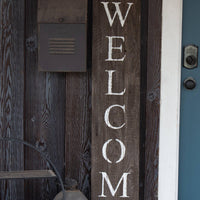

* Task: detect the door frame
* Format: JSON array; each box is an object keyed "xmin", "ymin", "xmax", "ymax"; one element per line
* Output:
[{"xmin": 158, "ymin": 0, "xmax": 183, "ymax": 200}]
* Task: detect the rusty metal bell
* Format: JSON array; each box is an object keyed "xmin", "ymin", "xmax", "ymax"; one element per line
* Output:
[
  {"xmin": 54, "ymin": 178, "xmax": 88, "ymax": 200},
  {"xmin": 53, "ymin": 190, "xmax": 87, "ymax": 200}
]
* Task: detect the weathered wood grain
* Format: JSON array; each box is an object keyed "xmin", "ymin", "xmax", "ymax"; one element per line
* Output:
[
  {"xmin": 0, "ymin": 170, "xmax": 56, "ymax": 180},
  {"xmin": 144, "ymin": 0, "xmax": 162, "ymax": 199},
  {"xmin": 65, "ymin": 71, "xmax": 91, "ymax": 199},
  {"xmin": 24, "ymin": 0, "xmax": 66, "ymax": 199},
  {"xmin": 92, "ymin": 0, "xmax": 141, "ymax": 199},
  {"xmin": 0, "ymin": 0, "xmax": 25, "ymax": 199},
  {"xmin": 65, "ymin": 1, "xmax": 92, "ymax": 198},
  {"xmin": 139, "ymin": 0, "xmax": 148, "ymax": 199}
]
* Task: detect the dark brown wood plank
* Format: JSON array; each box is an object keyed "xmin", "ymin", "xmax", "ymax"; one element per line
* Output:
[
  {"xmin": 65, "ymin": 1, "xmax": 92, "ymax": 198},
  {"xmin": 38, "ymin": 0, "xmax": 87, "ymax": 24},
  {"xmin": 139, "ymin": 0, "xmax": 148, "ymax": 199},
  {"xmin": 0, "ymin": 0, "xmax": 25, "ymax": 199},
  {"xmin": 92, "ymin": 1, "xmax": 141, "ymax": 199},
  {"xmin": 144, "ymin": 0, "xmax": 162, "ymax": 199},
  {"xmin": 24, "ymin": 0, "xmax": 66, "ymax": 199},
  {"xmin": 65, "ymin": 71, "xmax": 91, "ymax": 199},
  {"xmin": 0, "ymin": 170, "xmax": 56, "ymax": 180}
]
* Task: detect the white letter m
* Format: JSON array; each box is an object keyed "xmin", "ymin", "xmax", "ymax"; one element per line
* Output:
[{"xmin": 98, "ymin": 172, "xmax": 130, "ymax": 198}]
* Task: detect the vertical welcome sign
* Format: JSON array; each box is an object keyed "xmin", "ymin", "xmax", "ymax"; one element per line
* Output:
[{"xmin": 92, "ymin": 0, "xmax": 141, "ymax": 199}]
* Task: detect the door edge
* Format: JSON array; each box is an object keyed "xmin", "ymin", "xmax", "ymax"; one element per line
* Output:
[{"xmin": 158, "ymin": 0, "xmax": 183, "ymax": 200}]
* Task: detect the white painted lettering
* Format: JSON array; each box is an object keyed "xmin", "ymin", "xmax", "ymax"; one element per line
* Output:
[
  {"xmin": 106, "ymin": 36, "xmax": 126, "ymax": 62},
  {"xmin": 104, "ymin": 104, "xmax": 126, "ymax": 130},
  {"xmin": 102, "ymin": 139, "xmax": 113, "ymax": 164},
  {"xmin": 105, "ymin": 70, "xmax": 126, "ymax": 95},
  {"xmin": 98, "ymin": 172, "xmax": 130, "ymax": 197},
  {"xmin": 115, "ymin": 139, "xmax": 126, "ymax": 163},
  {"xmin": 101, "ymin": 2, "xmax": 134, "ymax": 27},
  {"xmin": 102, "ymin": 139, "xmax": 126, "ymax": 164}
]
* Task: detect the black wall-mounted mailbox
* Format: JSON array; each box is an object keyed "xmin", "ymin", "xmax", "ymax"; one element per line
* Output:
[{"xmin": 38, "ymin": 0, "xmax": 87, "ymax": 72}]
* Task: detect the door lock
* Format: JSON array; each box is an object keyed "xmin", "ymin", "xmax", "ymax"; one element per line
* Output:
[
  {"xmin": 186, "ymin": 55, "xmax": 197, "ymax": 66},
  {"xmin": 184, "ymin": 77, "xmax": 196, "ymax": 90},
  {"xmin": 184, "ymin": 45, "xmax": 198, "ymax": 69}
]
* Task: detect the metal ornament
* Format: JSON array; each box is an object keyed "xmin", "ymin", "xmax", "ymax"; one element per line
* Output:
[{"xmin": 0, "ymin": 137, "xmax": 66, "ymax": 200}]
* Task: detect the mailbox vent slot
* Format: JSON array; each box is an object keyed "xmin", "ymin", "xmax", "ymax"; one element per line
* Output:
[
  {"xmin": 38, "ymin": 23, "xmax": 86, "ymax": 72},
  {"xmin": 48, "ymin": 38, "xmax": 75, "ymax": 55}
]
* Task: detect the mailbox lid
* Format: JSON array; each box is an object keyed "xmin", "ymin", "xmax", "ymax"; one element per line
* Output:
[{"xmin": 38, "ymin": 0, "xmax": 87, "ymax": 24}]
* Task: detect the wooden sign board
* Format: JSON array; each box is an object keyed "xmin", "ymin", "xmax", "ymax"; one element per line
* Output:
[
  {"xmin": 37, "ymin": 0, "xmax": 87, "ymax": 72},
  {"xmin": 92, "ymin": 0, "xmax": 141, "ymax": 199}
]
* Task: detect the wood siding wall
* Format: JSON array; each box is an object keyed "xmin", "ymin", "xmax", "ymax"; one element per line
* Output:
[
  {"xmin": 0, "ymin": 0, "xmax": 161, "ymax": 199},
  {"xmin": 145, "ymin": 0, "xmax": 162, "ymax": 199}
]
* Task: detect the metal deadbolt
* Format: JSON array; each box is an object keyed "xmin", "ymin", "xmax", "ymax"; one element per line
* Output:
[
  {"xmin": 184, "ymin": 78, "xmax": 196, "ymax": 90},
  {"xmin": 186, "ymin": 55, "xmax": 197, "ymax": 66},
  {"xmin": 184, "ymin": 45, "xmax": 198, "ymax": 69}
]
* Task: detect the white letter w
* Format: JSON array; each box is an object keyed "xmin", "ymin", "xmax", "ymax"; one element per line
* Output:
[{"xmin": 101, "ymin": 2, "xmax": 134, "ymax": 27}]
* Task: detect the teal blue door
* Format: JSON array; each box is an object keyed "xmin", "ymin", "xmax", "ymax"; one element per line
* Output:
[{"xmin": 179, "ymin": 0, "xmax": 200, "ymax": 199}]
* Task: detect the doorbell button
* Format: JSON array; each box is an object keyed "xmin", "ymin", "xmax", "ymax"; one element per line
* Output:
[{"xmin": 184, "ymin": 77, "xmax": 196, "ymax": 90}]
